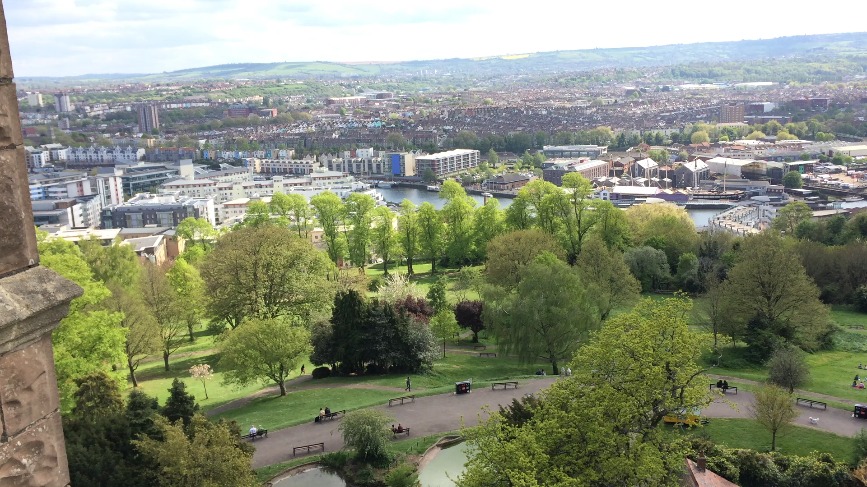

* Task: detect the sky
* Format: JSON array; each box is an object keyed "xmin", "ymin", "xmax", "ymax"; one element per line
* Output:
[{"xmin": 6, "ymin": 0, "xmax": 867, "ymax": 77}]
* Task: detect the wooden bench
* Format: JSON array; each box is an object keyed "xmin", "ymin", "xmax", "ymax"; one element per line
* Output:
[
  {"xmin": 796, "ymin": 397, "xmax": 827, "ymax": 410},
  {"xmin": 478, "ymin": 352, "xmax": 497, "ymax": 357},
  {"xmin": 293, "ymin": 442, "xmax": 325, "ymax": 457},
  {"xmin": 388, "ymin": 395, "xmax": 415, "ymax": 406},
  {"xmin": 240, "ymin": 429, "xmax": 268, "ymax": 440},
  {"xmin": 392, "ymin": 427, "xmax": 411, "ymax": 437},
  {"xmin": 314, "ymin": 410, "xmax": 346, "ymax": 422},
  {"xmin": 492, "ymin": 381, "xmax": 518, "ymax": 390},
  {"xmin": 473, "ymin": 345, "xmax": 487, "ymax": 351},
  {"xmin": 709, "ymin": 384, "xmax": 737, "ymax": 394}
]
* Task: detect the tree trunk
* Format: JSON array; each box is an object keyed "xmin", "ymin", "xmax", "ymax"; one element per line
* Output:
[
  {"xmin": 163, "ymin": 351, "xmax": 170, "ymax": 372},
  {"xmin": 128, "ymin": 358, "xmax": 138, "ymax": 388},
  {"xmin": 203, "ymin": 381, "xmax": 209, "ymax": 399},
  {"xmin": 383, "ymin": 259, "xmax": 389, "ymax": 276},
  {"xmin": 407, "ymin": 257, "xmax": 414, "ymax": 276},
  {"xmin": 771, "ymin": 430, "xmax": 777, "ymax": 451},
  {"xmin": 551, "ymin": 359, "xmax": 559, "ymax": 376},
  {"xmin": 431, "ymin": 256, "xmax": 437, "ymax": 274},
  {"xmin": 279, "ymin": 381, "xmax": 286, "ymax": 396},
  {"xmin": 472, "ymin": 331, "xmax": 479, "ymax": 343},
  {"xmin": 188, "ymin": 322, "xmax": 195, "ymax": 342}
]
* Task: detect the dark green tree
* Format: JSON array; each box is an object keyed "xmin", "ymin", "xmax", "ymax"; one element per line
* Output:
[{"xmin": 162, "ymin": 379, "xmax": 199, "ymax": 427}]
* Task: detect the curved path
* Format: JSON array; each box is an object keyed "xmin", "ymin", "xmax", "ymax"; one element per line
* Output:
[{"xmin": 248, "ymin": 380, "xmax": 867, "ymax": 469}]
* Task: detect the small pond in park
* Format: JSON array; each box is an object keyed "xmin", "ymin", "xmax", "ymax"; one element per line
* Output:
[
  {"xmin": 418, "ymin": 442, "xmax": 471, "ymax": 487},
  {"xmin": 272, "ymin": 466, "xmax": 346, "ymax": 487}
]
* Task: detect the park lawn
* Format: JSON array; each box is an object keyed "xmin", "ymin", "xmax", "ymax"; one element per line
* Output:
[
  {"xmin": 131, "ymin": 349, "xmax": 310, "ymax": 412},
  {"xmin": 680, "ymin": 418, "xmax": 856, "ymax": 461},
  {"xmin": 307, "ymin": 352, "xmax": 551, "ymax": 391},
  {"xmin": 214, "ymin": 387, "xmax": 410, "ymax": 432},
  {"xmin": 831, "ymin": 305, "xmax": 867, "ymax": 329},
  {"xmin": 365, "ymin": 262, "xmax": 483, "ymax": 302}
]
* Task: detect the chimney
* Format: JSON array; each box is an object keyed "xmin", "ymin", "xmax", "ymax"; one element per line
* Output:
[{"xmin": 697, "ymin": 452, "xmax": 707, "ymax": 471}]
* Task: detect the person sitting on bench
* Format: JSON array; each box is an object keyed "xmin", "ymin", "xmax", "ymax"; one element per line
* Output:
[
  {"xmin": 249, "ymin": 425, "xmax": 257, "ymax": 437},
  {"xmin": 325, "ymin": 406, "xmax": 331, "ymax": 416},
  {"xmin": 396, "ymin": 424, "xmax": 404, "ymax": 433},
  {"xmin": 722, "ymin": 380, "xmax": 729, "ymax": 391},
  {"xmin": 392, "ymin": 424, "xmax": 397, "ymax": 433},
  {"xmin": 716, "ymin": 380, "xmax": 724, "ymax": 389}
]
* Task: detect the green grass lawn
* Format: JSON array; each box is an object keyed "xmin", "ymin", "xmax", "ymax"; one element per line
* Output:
[
  {"xmin": 365, "ymin": 263, "xmax": 483, "ymax": 302},
  {"xmin": 831, "ymin": 305, "xmax": 867, "ymax": 329},
  {"xmin": 675, "ymin": 418, "xmax": 856, "ymax": 461}
]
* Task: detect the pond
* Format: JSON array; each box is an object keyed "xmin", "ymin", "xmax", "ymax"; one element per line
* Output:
[
  {"xmin": 272, "ymin": 466, "xmax": 346, "ymax": 487},
  {"xmin": 418, "ymin": 443, "xmax": 472, "ymax": 487}
]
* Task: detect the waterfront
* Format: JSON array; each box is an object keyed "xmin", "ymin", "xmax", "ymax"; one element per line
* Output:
[{"xmin": 374, "ymin": 186, "xmax": 725, "ymax": 227}]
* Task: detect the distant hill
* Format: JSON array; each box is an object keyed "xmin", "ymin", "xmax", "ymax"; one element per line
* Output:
[{"xmin": 17, "ymin": 32, "xmax": 867, "ymax": 82}]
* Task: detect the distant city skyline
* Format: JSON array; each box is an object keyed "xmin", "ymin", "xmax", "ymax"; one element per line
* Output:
[{"xmin": 6, "ymin": 0, "xmax": 865, "ymax": 77}]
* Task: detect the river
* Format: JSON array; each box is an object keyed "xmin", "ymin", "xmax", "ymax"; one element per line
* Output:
[{"xmin": 374, "ymin": 186, "xmax": 723, "ymax": 227}]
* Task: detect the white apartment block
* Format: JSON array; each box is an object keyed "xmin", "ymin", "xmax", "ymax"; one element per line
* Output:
[
  {"xmin": 27, "ymin": 93, "xmax": 43, "ymax": 107},
  {"xmin": 68, "ymin": 146, "xmax": 145, "ymax": 165},
  {"xmin": 160, "ymin": 170, "xmax": 352, "ymax": 204},
  {"xmin": 255, "ymin": 158, "xmax": 320, "ymax": 175},
  {"xmin": 415, "ymin": 149, "xmax": 480, "ymax": 176},
  {"xmin": 25, "ymin": 147, "xmax": 50, "ymax": 169}
]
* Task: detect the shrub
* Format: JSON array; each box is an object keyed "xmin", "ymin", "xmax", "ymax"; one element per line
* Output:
[
  {"xmin": 319, "ymin": 451, "xmax": 351, "ymax": 469},
  {"xmin": 311, "ymin": 367, "xmax": 331, "ymax": 379},
  {"xmin": 338, "ymin": 409, "xmax": 393, "ymax": 464},
  {"xmin": 767, "ymin": 344, "xmax": 810, "ymax": 393},
  {"xmin": 856, "ymin": 285, "xmax": 867, "ymax": 313},
  {"xmin": 855, "ymin": 428, "xmax": 867, "ymax": 464},
  {"xmin": 385, "ymin": 463, "xmax": 419, "ymax": 487}
]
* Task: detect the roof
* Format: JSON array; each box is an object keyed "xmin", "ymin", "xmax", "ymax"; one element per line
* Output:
[
  {"xmin": 611, "ymin": 185, "xmax": 660, "ymax": 196},
  {"xmin": 683, "ymin": 459, "xmax": 739, "ymax": 487},
  {"xmin": 636, "ymin": 158, "xmax": 658, "ymax": 169},
  {"xmin": 491, "ymin": 174, "xmax": 531, "ymax": 183},
  {"xmin": 123, "ymin": 235, "xmax": 165, "ymax": 252}
]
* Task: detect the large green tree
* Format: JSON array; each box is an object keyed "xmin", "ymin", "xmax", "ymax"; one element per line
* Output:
[
  {"xmin": 558, "ymin": 172, "xmax": 596, "ymax": 264},
  {"xmin": 772, "ymin": 201, "xmax": 813, "ymax": 235},
  {"xmin": 219, "ymin": 318, "xmax": 311, "ymax": 396},
  {"xmin": 485, "ymin": 229, "xmax": 564, "ymax": 290},
  {"xmin": 79, "ymin": 237, "xmax": 140, "ymax": 289},
  {"xmin": 343, "ymin": 192, "xmax": 377, "ymax": 271},
  {"xmin": 140, "ymin": 263, "xmax": 186, "ymax": 371},
  {"xmin": 417, "ymin": 202, "xmax": 445, "ymax": 273},
  {"xmin": 371, "ymin": 206, "xmax": 398, "ymax": 275},
  {"xmin": 200, "ymin": 226, "xmax": 333, "ymax": 330},
  {"xmin": 311, "ymin": 191, "xmax": 347, "ymax": 263},
  {"xmin": 440, "ymin": 181, "xmax": 477, "ymax": 266},
  {"xmin": 575, "ymin": 236, "xmax": 641, "ymax": 321},
  {"xmin": 397, "ymin": 200, "xmax": 420, "ymax": 275},
  {"xmin": 167, "ymin": 258, "xmax": 206, "ymax": 342},
  {"xmin": 472, "ymin": 198, "xmax": 504, "ymax": 262},
  {"xmin": 483, "ymin": 253, "xmax": 598, "ymax": 374},
  {"xmin": 103, "ymin": 285, "xmax": 159, "ymax": 388}
]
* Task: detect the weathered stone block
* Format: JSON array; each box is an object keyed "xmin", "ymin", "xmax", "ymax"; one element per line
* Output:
[
  {"xmin": 0, "ymin": 334, "xmax": 60, "ymax": 437},
  {"xmin": 0, "ymin": 83, "xmax": 23, "ymax": 146},
  {"xmin": 0, "ymin": 266, "xmax": 82, "ymax": 355},
  {"xmin": 0, "ymin": 146, "xmax": 38, "ymax": 275},
  {"xmin": 0, "ymin": 413, "xmax": 70, "ymax": 487},
  {"xmin": 0, "ymin": 3, "xmax": 12, "ymax": 79}
]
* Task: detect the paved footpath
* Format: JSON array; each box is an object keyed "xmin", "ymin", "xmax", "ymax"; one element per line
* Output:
[
  {"xmin": 250, "ymin": 378, "xmax": 557, "ymax": 468},
  {"xmin": 250, "ymin": 379, "xmax": 867, "ymax": 469}
]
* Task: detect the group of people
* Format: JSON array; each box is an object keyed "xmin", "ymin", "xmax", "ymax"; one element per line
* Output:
[
  {"xmin": 391, "ymin": 424, "xmax": 405, "ymax": 433},
  {"xmin": 715, "ymin": 379, "xmax": 730, "ymax": 391},
  {"xmin": 853, "ymin": 373, "xmax": 865, "ymax": 389},
  {"xmin": 315, "ymin": 406, "xmax": 332, "ymax": 422}
]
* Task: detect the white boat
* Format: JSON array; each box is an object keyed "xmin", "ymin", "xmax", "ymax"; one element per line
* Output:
[{"xmin": 426, "ymin": 185, "xmax": 441, "ymax": 192}]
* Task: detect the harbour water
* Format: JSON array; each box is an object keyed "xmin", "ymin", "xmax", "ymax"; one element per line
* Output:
[
  {"xmin": 418, "ymin": 443, "xmax": 472, "ymax": 487},
  {"xmin": 374, "ymin": 186, "xmax": 725, "ymax": 227}
]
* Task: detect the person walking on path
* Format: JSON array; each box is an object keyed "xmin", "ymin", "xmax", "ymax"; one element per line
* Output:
[
  {"xmin": 405, "ymin": 377, "xmax": 411, "ymax": 392},
  {"xmin": 301, "ymin": 364, "xmax": 305, "ymax": 375}
]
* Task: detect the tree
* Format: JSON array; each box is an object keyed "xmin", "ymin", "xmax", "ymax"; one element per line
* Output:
[
  {"xmin": 219, "ymin": 318, "xmax": 311, "ymax": 396},
  {"xmin": 592, "ymin": 200, "xmax": 632, "ymax": 251},
  {"xmin": 723, "ymin": 233, "xmax": 831, "ymax": 355},
  {"xmin": 427, "ymin": 277, "xmax": 449, "ymax": 313},
  {"xmin": 72, "ymin": 371, "xmax": 125, "ymax": 420},
  {"xmin": 750, "ymin": 384, "xmax": 797, "ymax": 452},
  {"xmin": 162, "ymin": 378, "xmax": 199, "ymax": 427},
  {"xmin": 782, "ymin": 171, "xmax": 803, "ymax": 189},
  {"xmin": 440, "ymin": 181, "xmax": 476, "ymax": 266},
  {"xmin": 79, "ymin": 237, "xmax": 140, "ymax": 289},
  {"xmin": 772, "ymin": 201, "xmax": 812, "ymax": 235},
  {"xmin": 103, "ymin": 285, "xmax": 159, "ymax": 388},
  {"xmin": 460, "ymin": 296, "xmax": 713, "ymax": 487},
  {"xmin": 386, "ymin": 132, "xmax": 406, "ymax": 149},
  {"xmin": 575, "ymin": 236, "xmax": 641, "ymax": 321},
  {"xmin": 397, "ymin": 200, "xmax": 420, "ymax": 275},
  {"xmin": 648, "ymin": 149, "xmax": 670, "ymax": 164},
  {"xmin": 691, "ymin": 130, "xmax": 710, "ymax": 144},
  {"xmin": 372, "ymin": 206, "xmax": 398, "ymax": 275},
  {"xmin": 484, "ymin": 253, "xmax": 598, "ymax": 374},
  {"xmin": 189, "ymin": 364, "xmax": 213, "ymax": 400},
  {"xmin": 344, "ymin": 192, "xmax": 377, "ymax": 271},
  {"xmin": 167, "ymin": 258, "xmax": 205, "ymax": 342},
  {"xmin": 693, "ymin": 275, "xmax": 731, "ymax": 349},
  {"xmin": 494, "ymin": 215, "xmax": 568, "ymax": 274},
  {"xmin": 140, "ymin": 263, "xmax": 186, "ymax": 371},
  {"xmin": 377, "ymin": 272, "xmax": 424, "ymax": 304},
  {"xmin": 557, "ymin": 172, "xmax": 596, "ymax": 264},
  {"xmin": 746, "ymin": 130, "xmax": 766, "ymax": 140},
  {"xmin": 200, "ymin": 226, "xmax": 333, "ymax": 330},
  {"xmin": 624, "ymin": 246, "xmax": 670, "ymax": 292},
  {"xmin": 626, "ymin": 203, "xmax": 697, "ymax": 272},
  {"xmin": 422, "ymin": 168, "xmax": 437, "ymax": 183},
  {"xmin": 455, "ymin": 300, "xmax": 484, "ymax": 343},
  {"xmin": 417, "ymin": 202, "xmax": 445, "ymax": 273},
  {"xmin": 133, "ymin": 415, "xmax": 258, "ymax": 487},
  {"xmin": 338, "ymin": 409, "xmax": 394, "ymax": 464},
  {"xmin": 767, "ymin": 344, "xmax": 811, "ymax": 394},
  {"xmin": 430, "ymin": 309, "xmax": 460, "ymax": 358},
  {"xmin": 241, "ymin": 200, "xmax": 271, "ymax": 227},
  {"xmin": 487, "ymin": 148, "xmax": 499, "ymax": 167},
  {"xmin": 311, "ymin": 191, "xmax": 347, "ymax": 263},
  {"xmin": 472, "ymin": 199, "xmax": 504, "ymax": 262}
]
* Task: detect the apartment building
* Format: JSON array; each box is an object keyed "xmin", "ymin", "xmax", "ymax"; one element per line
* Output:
[
  {"xmin": 415, "ymin": 149, "xmax": 480, "ymax": 176},
  {"xmin": 101, "ymin": 193, "xmax": 215, "ymax": 229},
  {"xmin": 719, "ymin": 104, "xmax": 745, "ymax": 123},
  {"xmin": 27, "ymin": 93, "xmax": 43, "ymax": 107},
  {"xmin": 25, "ymin": 146, "xmax": 50, "ymax": 169},
  {"xmin": 542, "ymin": 145, "xmax": 608, "ymax": 159},
  {"xmin": 54, "ymin": 93, "xmax": 73, "ymax": 113},
  {"xmin": 68, "ymin": 146, "xmax": 145, "ymax": 166},
  {"xmin": 31, "ymin": 195, "xmax": 102, "ymax": 228},
  {"xmin": 256, "ymin": 158, "xmax": 319, "ymax": 175},
  {"xmin": 136, "ymin": 104, "xmax": 160, "ymax": 134}
]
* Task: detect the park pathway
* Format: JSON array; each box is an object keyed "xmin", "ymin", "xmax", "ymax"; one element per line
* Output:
[
  {"xmin": 249, "ymin": 380, "xmax": 867, "ymax": 469},
  {"xmin": 707, "ymin": 373, "xmax": 862, "ymax": 406}
]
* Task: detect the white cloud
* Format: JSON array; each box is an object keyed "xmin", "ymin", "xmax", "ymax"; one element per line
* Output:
[{"xmin": 5, "ymin": 0, "xmax": 866, "ymax": 77}]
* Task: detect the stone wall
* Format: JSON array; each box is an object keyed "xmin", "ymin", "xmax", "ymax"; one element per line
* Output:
[{"xmin": 0, "ymin": 1, "xmax": 82, "ymax": 485}]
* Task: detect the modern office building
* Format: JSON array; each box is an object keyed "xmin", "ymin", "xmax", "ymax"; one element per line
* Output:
[
  {"xmin": 118, "ymin": 166, "xmax": 179, "ymax": 196},
  {"xmin": 136, "ymin": 104, "xmax": 160, "ymax": 134},
  {"xmin": 101, "ymin": 194, "xmax": 215, "ymax": 229},
  {"xmin": 720, "ymin": 104, "xmax": 745, "ymax": 123},
  {"xmin": 415, "ymin": 149, "xmax": 479, "ymax": 176},
  {"xmin": 54, "ymin": 93, "xmax": 73, "ymax": 113},
  {"xmin": 542, "ymin": 145, "xmax": 608, "ymax": 159}
]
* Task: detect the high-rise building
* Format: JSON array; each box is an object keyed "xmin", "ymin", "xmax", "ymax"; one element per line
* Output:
[
  {"xmin": 27, "ymin": 93, "xmax": 43, "ymax": 107},
  {"xmin": 720, "ymin": 104, "xmax": 745, "ymax": 124},
  {"xmin": 136, "ymin": 104, "xmax": 160, "ymax": 134},
  {"xmin": 54, "ymin": 93, "xmax": 72, "ymax": 113}
]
